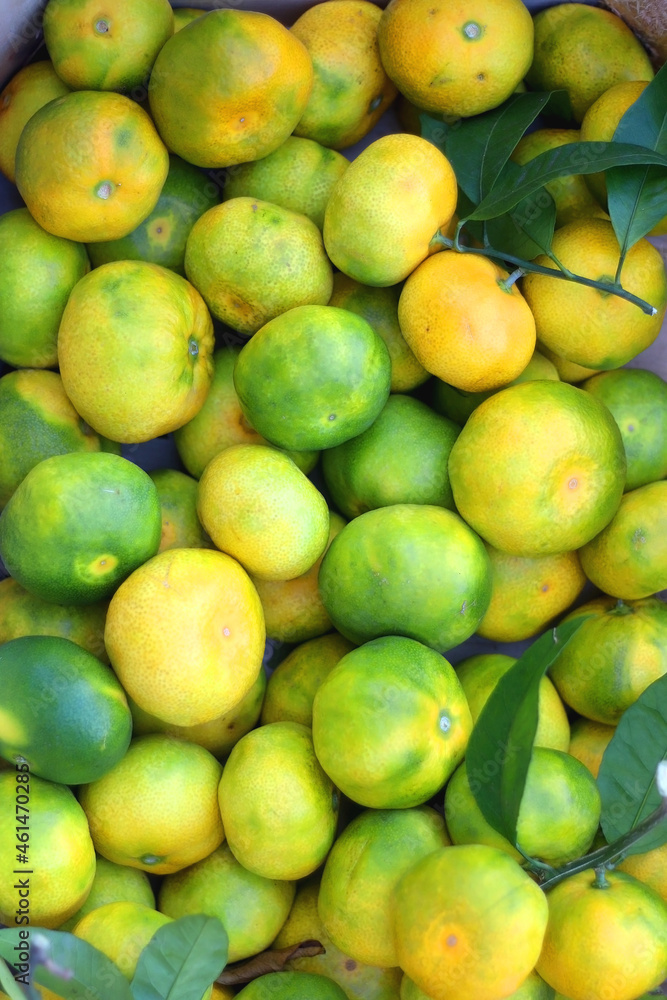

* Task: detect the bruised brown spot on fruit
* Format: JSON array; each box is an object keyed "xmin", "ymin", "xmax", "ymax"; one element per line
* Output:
[{"xmin": 345, "ymin": 959, "xmax": 357, "ymax": 971}]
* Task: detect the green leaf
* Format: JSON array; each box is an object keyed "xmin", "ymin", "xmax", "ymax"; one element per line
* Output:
[
  {"xmin": 484, "ymin": 160, "xmax": 557, "ymax": 260},
  {"xmin": 466, "ymin": 142, "xmax": 667, "ymax": 221},
  {"xmin": 0, "ymin": 928, "xmax": 133, "ymax": 1000},
  {"xmin": 0, "ymin": 956, "xmax": 36, "ymax": 1000},
  {"xmin": 607, "ymin": 62, "xmax": 667, "ymax": 258},
  {"xmin": 131, "ymin": 915, "xmax": 228, "ymax": 1000},
  {"xmin": 466, "ymin": 618, "xmax": 589, "ymax": 843},
  {"xmin": 597, "ymin": 673, "xmax": 667, "ymax": 857},
  {"xmin": 421, "ymin": 92, "xmax": 559, "ymax": 204}
]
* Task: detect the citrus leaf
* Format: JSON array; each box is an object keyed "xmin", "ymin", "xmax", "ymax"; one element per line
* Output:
[
  {"xmin": 131, "ymin": 914, "xmax": 228, "ymax": 1000},
  {"xmin": 607, "ymin": 62, "xmax": 667, "ymax": 257},
  {"xmin": 597, "ymin": 673, "xmax": 667, "ymax": 857},
  {"xmin": 0, "ymin": 928, "xmax": 133, "ymax": 1000},
  {"xmin": 466, "ymin": 142, "xmax": 667, "ymax": 221},
  {"xmin": 0, "ymin": 956, "xmax": 36, "ymax": 1000},
  {"xmin": 421, "ymin": 92, "xmax": 558, "ymax": 203},
  {"xmin": 484, "ymin": 160, "xmax": 557, "ymax": 260},
  {"xmin": 466, "ymin": 617, "xmax": 589, "ymax": 843}
]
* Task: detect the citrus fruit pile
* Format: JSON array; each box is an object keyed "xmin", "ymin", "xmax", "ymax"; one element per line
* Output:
[{"xmin": 0, "ymin": 1, "xmax": 666, "ymax": 1000}]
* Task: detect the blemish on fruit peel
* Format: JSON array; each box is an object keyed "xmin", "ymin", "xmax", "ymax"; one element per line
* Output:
[
  {"xmin": 96, "ymin": 181, "xmax": 112, "ymax": 200},
  {"xmin": 94, "ymin": 19, "xmax": 110, "ymax": 33},
  {"xmin": 439, "ymin": 713, "xmax": 451, "ymax": 732},
  {"xmin": 446, "ymin": 934, "xmax": 458, "ymax": 946},
  {"xmin": 223, "ymin": 627, "xmax": 231, "ymax": 637},
  {"xmin": 568, "ymin": 478, "xmax": 578, "ymax": 489},
  {"xmin": 462, "ymin": 21, "xmax": 483, "ymax": 40}
]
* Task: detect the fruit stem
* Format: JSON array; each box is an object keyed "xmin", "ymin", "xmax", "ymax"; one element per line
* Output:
[
  {"xmin": 536, "ymin": 773, "xmax": 667, "ymax": 892},
  {"xmin": 432, "ymin": 232, "xmax": 658, "ymax": 315},
  {"xmin": 593, "ymin": 865, "xmax": 610, "ymax": 889},
  {"xmin": 498, "ymin": 267, "xmax": 524, "ymax": 292}
]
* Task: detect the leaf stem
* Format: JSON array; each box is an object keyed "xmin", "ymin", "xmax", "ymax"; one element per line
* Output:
[
  {"xmin": 537, "ymin": 796, "xmax": 667, "ymax": 892},
  {"xmin": 432, "ymin": 232, "xmax": 657, "ymax": 315}
]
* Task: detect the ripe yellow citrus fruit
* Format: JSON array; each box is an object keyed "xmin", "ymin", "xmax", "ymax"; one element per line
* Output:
[
  {"xmin": 0, "ymin": 208, "xmax": 89, "ymax": 369},
  {"xmin": 322, "ymin": 394, "xmax": 460, "ymax": 518},
  {"xmin": 448, "ymin": 380, "xmax": 626, "ymax": 556},
  {"xmin": 318, "ymin": 807, "xmax": 450, "ymax": 968},
  {"xmin": 15, "ymin": 90, "xmax": 168, "ymax": 242},
  {"xmin": 0, "ymin": 577, "xmax": 108, "ymax": 662},
  {"xmin": 43, "ymin": 0, "xmax": 174, "ymax": 91},
  {"xmin": 173, "ymin": 346, "xmax": 266, "ymax": 478},
  {"xmin": 567, "ymin": 718, "xmax": 615, "ymax": 779},
  {"xmin": 399, "ymin": 251, "xmax": 536, "ymax": 391},
  {"xmin": 233, "ymin": 304, "xmax": 392, "ymax": 452},
  {"xmin": 377, "ymin": 0, "xmax": 534, "ymax": 118},
  {"xmin": 0, "ymin": 61, "xmax": 70, "ymax": 183},
  {"xmin": 511, "ymin": 128, "xmax": 607, "ymax": 227},
  {"xmin": 476, "ymin": 546, "xmax": 587, "ymax": 643},
  {"xmin": 58, "ymin": 260, "xmax": 214, "ymax": 443},
  {"xmin": 537, "ymin": 342, "xmax": 599, "ymax": 384},
  {"xmin": 549, "ymin": 596, "xmax": 667, "ymax": 724},
  {"xmin": 323, "ymin": 133, "xmax": 457, "ymax": 286},
  {"xmin": 618, "ymin": 843, "xmax": 667, "ymax": 903},
  {"xmin": 129, "ymin": 667, "xmax": 266, "ymax": 760},
  {"xmin": 312, "ymin": 636, "xmax": 472, "ymax": 809},
  {"xmin": 148, "ymin": 9, "xmax": 314, "ymax": 168},
  {"xmin": 291, "ymin": 0, "xmax": 397, "ymax": 149},
  {"xmin": 149, "ymin": 468, "xmax": 212, "ymax": 552},
  {"xmin": 218, "ymin": 721, "xmax": 338, "ymax": 880},
  {"xmin": 319, "ymin": 503, "xmax": 492, "ymax": 651},
  {"xmin": 159, "ymin": 842, "xmax": 295, "ymax": 963},
  {"xmin": 274, "ymin": 881, "xmax": 404, "ymax": 998},
  {"xmin": 261, "ymin": 633, "xmax": 355, "ymax": 727},
  {"xmin": 87, "ymin": 154, "xmax": 219, "ymax": 276},
  {"xmin": 578, "ymin": 481, "xmax": 667, "ymax": 599},
  {"xmin": 328, "ymin": 272, "xmax": 429, "ymax": 392},
  {"xmin": 80, "ymin": 734, "xmax": 224, "ymax": 875},
  {"xmin": 394, "ymin": 844, "xmax": 549, "ymax": 1000},
  {"xmin": 402, "ymin": 970, "xmax": 555, "ymax": 1000},
  {"xmin": 579, "ymin": 81, "xmax": 650, "ymax": 208},
  {"xmin": 521, "ymin": 219, "xmax": 667, "ymax": 370},
  {"xmin": 251, "ymin": 510, "xmax": 346, "ymax": 644},
  {"xmin": 59, "ymin": 855, "xmax": 155, "ymax": 932},
  {"xmin": 105, "ymin": 547, "xmax": 265, "ymax": 726},
  {"xmin": 0, "ymin": 452, "xmax": 162, "ymax": 605},
  {"xmin": 444, "ymin": 747, "xmax": 601, "ymax": 867},
  {"xmin": 0, "ymin": 369, "xmax": 104, "ymax": 508},
  {"xmin": 581, "ymin": 368, "xmax": 667, "ymax": 491},
  {"xmin": 197, "ymin": 444, "xmax": 329, "ymax": 582},
  {"xmin": 536, "ymin": 869, "xmax": 667, "ymax": 1000},
  {"xmin": 455, "ymin": 653, "xmax": 570, "ymax": 751},
  {"xmin": 222, "ymin": 136, "xmax": 348, "ymax": 231},
  {"xmin": 525, "ymin": 3, "xmax": 654, "ymax": 122},
  {"xmin": 73, "ymin": 901, "xmax": 171, "ymax": 979},
  {"xmin": 0, "ymin": 771, "xmax": 95, "ymax": 928},
  {"xmin": 431, "ymin": 348, "xmax": 559, "ymax": 426},
  {"xmin": 185, "ymin": 197, "xmax": 333, "ymax": 336}
]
